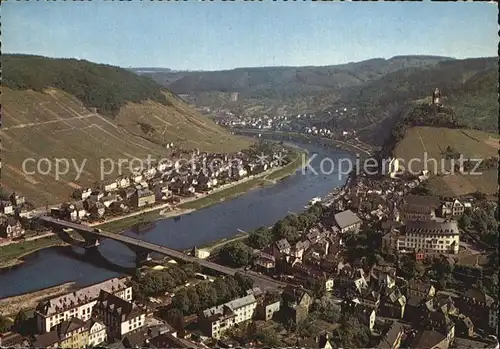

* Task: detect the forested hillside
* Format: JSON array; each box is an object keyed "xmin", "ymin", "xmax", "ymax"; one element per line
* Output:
[
  {"xmin": 132, "ymin": 55, "xmax": 452, "ymax": 115},
  {"xmin": 3, "ymin": 54, "xmax": 171, "ymax": 117},
  {"xmin": 1, "ymin": 55, "xmax": 253, "ymax": 204}
]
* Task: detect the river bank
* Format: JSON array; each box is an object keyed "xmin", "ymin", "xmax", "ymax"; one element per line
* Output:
[
  {"xmin": 0, "ymin": 281, "xmax": 75, "ymax": 316},
  {"xmin": 0, "ymin": 148, "xmax": 307, "ymax": 269}
]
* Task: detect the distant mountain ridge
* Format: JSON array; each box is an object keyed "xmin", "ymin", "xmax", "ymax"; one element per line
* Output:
[{"xmin": 133, "ymin": 55, "xmax": 454, "ymax": 100}]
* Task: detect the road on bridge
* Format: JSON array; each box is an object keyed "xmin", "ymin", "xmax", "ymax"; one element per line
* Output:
[{"xmin": 40, "ymin": 216, "xmax": 287, "ymax": 290}]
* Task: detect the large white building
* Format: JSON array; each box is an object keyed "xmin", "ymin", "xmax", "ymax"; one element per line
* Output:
[
  {"xmin": 199, "ymin": 292, "xmax": 259, "ymax": 338},
  {"xmin": 93, "ymin": 290, "xmax": 146, "ymax": 340},
  {"xmin": 383, "ymin": 218, "xmax": 460, "ymax": 254},
  {"xmin": 35, "ymin": 277, "xmax": 132, "ymax": 333}
]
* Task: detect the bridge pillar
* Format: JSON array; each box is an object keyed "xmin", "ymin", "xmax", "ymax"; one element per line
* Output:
[
  {"xmin": 79, "ymin": 231, "xmax": 101, "ymax": 249},
  {"xmin": 135, "ymin": 251, "xmax": 151, "ymax": 266}
]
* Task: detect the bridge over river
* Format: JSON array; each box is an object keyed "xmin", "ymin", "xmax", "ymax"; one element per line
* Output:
[{"xmin": 39, "ymin": 216, "xmax": 286, "ymax": 290}]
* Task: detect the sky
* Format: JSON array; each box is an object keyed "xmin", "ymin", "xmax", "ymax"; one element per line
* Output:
[{"xmin": 3, "ymin": 1, "xmax": 498, "ymax": 71}]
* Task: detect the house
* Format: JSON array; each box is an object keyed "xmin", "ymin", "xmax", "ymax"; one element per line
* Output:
[
  {"xmin": 415, "ymin": 249, "xmax": 425, "ymax": 262},
  {"xmin": 256, "ymin": 297, "xmax": 281, "ymax": 321},
  {"xmin": 404, "ymin": 295, "xmax": 425, "ymax": 324},
  {"xmin": 0, "ymin": 332, "xmax": 30, "ymax": 348},
  {"xmin": 117, "ymin": 177, "xmax": 131, "ymax": 189},
  {"xmin": 32, "ymin": 317, "xmax": 89, "ymax": 349},
  {"xmin": 153, "ymin": 185, "xmax": 170, "ymax": 201},
  {"xmin": 132, "ymin": 173, "xmax": 143, "ymax": 184},
  {"xmin": 344, "ymin": 300, "xmax": 377, "ymax": 332},
  {"xmin": 424, "ymin": 312, "xmax": 455, "ymax": 345},
  {"xmin": 9, "ymin": 193, "xmax": 25, "ymax": 206},
  {"xmin": 87, "ymin": 319, "xmax": 107, "ymax": 347},
  {"xmin": 57, "ymin": 317, "xmax": 89, "ymax": 348},
  {"xmin": 35, "ymin": 277, "xmax": 132, "ymax": 333},
  {"xmin": 380, "ymin": 289, "xmax": 406, "ymax": 319},
  {"xmin": 0, "ymin": 217, "xmax": 25, "ymax": 239},
  {"xmin": 100, "ymin": 195, "xmax": 117, "ymax": 208},
  {"xmin": 408, "ymin": 330, "xmax": 450, "ymax": 349},
  {"xmin": 272, "ymin": 238, "xmax": 291, "ymax": 258},
  {"xmin": 73, "ymin": 202, "xmax": 88, "ymax": 221},
  {"xmin": 199, "ymin": 293, "xmax": 258, "ymax": 338},
  {"xmin": 131, "ymin": 189, "xmax": 155, "ymax": 208},
  {"xmin": 455, "ymin": 288, "xmax": 495, "ymax": 331},
  {"xmin": 334, "ymin": 210, "xmax": 362, "ymax": 233},
  {"xmin": 90, "ymin": 191, "xmax": 104, "ymax": 202},
  {"xmin": 143, "ymin": 167, "xmax": 157, "ymax": 179},
  {"xmin": 72, "ymin": 188, "xmax": 93, "ymax": 201},
  {"xmin": 375, "ymin": 321, "xmax": 405, "ymax": 349},
  {"xmin": 398, "ymin": 218, "xmax": 460, "ymax": 254},
  {"xmin": 254, "ymin": 251, "xmax": 276, "ymax": 272},
  {"xmin": 92, "ymin": 290, "xmax": 146, "ymax": 340},
  {"xmin": 0, "ymin": 201, "xmax": 14, "ymax": 215},
  {"xmin": 454, "ymin": 315, "xmax": 474, "ymax": 337},
  {"xmin": 102, "ymin": 180, "xmax": 118, "ymax": 193},
  {"xmin": 109, "ymin": 201, "xmax": 129, "ymax": 215},
  {"xmin": 280, "ymin": 286, "xmax": 312, "ymax": 325},
  {"xmin": 401, "ymin": 195, "xmax": 440, "ymax": 221},
  {"xmin": 60, "ymin": 203, "xmax": 78, "ymax": 221},
  {"xmin": 32, "ymin": 330, "xmax": 61, "ymax": 349},
  {"xmin": 407, "ymin": 280, "xmax": 435, "ymax": 299},
  {"xmin": 441, "ymin": 199, "xmax": 465, "ymax": 218},
  {"xmin": 290, "ymin": 240, "xmax": 310, "ymax": 260},
  {"xmin": 296, "ymin": 333, "xmax": 335, "ymax": 349},
  {"xmin": 88, "ymin": 201, "xmax": 106, "ymax": 218}
]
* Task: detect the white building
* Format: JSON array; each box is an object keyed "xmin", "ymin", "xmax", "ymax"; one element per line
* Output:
[
  {"xmin": 387, "ymin": 158, "xmax": 400, "ymax": 178},
  {"xmin": 387, "ymin": 218, "xmax": 460, "ymax": 254},
  {"xmin": 93, "ymin": 290, "xmax": 146, "ymax": 340},
  {"xmin": 35, "ymin": 277, "xmax": 132, "ymax": 333},
  {"xmin": 199, "ymin": 292, "xmax": 258, "ymax": 338},
  {"xmin": 87, "ymin": 320, "xmax": 107, "ymax": 346}
]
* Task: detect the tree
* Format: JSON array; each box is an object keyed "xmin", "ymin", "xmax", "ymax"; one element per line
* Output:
[
  {"xmin": 234, "ymin": 272, "xmax": 254, "ymax": 291},
  {"xmin": 164, "ymin": 308, "xmax": 185, "ymax": 332},
  {"xmin": 186, "ymin": 288, "xmax": 201, "ymax": 313},
  {"xmin": 313, "ymin": 296, "xmax": 342, "ymax": 324},
  {"xmin": 459, "ymin": 213, "xmax": 472, "ymax": 229},
  {"xmin": 247, "ymin": 227, "xmax": 272, "ymax": 249},
  {"xmin": 13, "ymin": 310, "xmax": 28, "ymax": 335},
  {"xmin": 0, "ymin": 315, "xmax": 12, "ymax": 333},
  {"xmin": 219, "ymin": 241, "xmax": 253, "ymax": 268},
  {"xmin": 312, "ymin": 280, "xmax": 327, "ymax": 299},
  {"xmin": 172, "ymin": 290, "xmax": 191, "ymax": 315}
]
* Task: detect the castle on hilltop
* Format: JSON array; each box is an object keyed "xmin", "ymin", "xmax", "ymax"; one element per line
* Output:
[{"xmin": 432, "ymin": 88, "xmax": 441, "ymax": 105}]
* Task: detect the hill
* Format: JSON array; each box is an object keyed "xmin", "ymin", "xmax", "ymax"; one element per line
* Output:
[
  {"xmin": 0, "ymin": 55, "xmax": 253, "ymax": 205},
  {"xmin": 132, "ymin": 55, "xmax": 453, "ymax": 115},
  {"xmin": 393, "ymin": 126, "xmax": 498, "ymax": 197},
  {"xmin": 336, "ymin": 57, "xmax": 498, "ymax": 145}
]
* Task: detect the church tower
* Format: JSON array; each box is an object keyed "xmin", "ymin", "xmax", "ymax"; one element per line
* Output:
[{"xmin": 432, "ymin": 88, "xmax": 441, "ymax": 105}]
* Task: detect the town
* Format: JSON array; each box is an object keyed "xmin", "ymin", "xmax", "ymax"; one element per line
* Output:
[
  {"xmin": 0, "ymin": 141, "xmax": 295, "ymax": 244},
  {"xmin": 1, "ymin": 142, "xmax": 498, "ymax": 348},
  {"xmin": 1, "ymin": 3, "xmax": 498, "ymax": 349}
]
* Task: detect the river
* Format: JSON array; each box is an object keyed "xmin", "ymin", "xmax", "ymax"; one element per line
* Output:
[{"xmin": 0, "ymin": 140, "xmax": 353, "ymax": 298}]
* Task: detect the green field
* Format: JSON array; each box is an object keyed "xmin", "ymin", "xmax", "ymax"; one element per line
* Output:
[
  {"xmin": 395, "ymin": 126, "xmax": 498, "ymax": 196},
  {"xmin": 0, "ymin": 236, "xmax": 65, "ymax": 268}
]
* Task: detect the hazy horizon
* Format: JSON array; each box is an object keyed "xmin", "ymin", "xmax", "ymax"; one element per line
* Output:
[{"xmin": 3, "ymin": 2, "xmax": 498, "ymax": 71}]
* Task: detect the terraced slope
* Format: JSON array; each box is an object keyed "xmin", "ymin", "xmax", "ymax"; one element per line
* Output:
[
  {"xmin": 394, "ymin": 126, "xmax": 498, "ymax": 196},
  {"xmin": 1, "ymin": 56, "xmax": 253, "ymax": 205}
]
